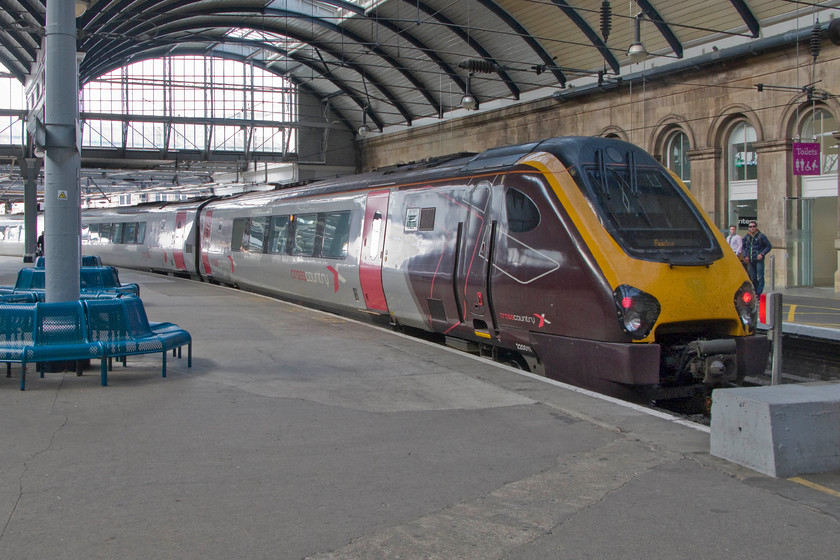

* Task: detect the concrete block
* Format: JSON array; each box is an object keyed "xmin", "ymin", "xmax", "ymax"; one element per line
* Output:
[{"xmin": 710, "ymin": 382, "xmax": 840, "ymax": 477}]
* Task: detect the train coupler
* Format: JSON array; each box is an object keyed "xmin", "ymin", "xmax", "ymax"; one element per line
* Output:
[{"xmin": 682, "ymin": 339, "xmax": 738, "ymax": 385}]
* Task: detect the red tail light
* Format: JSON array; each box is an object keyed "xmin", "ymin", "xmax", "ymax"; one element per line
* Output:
[{"xmin": 613, "ymin": 285, "xmax": 660, "ymax": 340}]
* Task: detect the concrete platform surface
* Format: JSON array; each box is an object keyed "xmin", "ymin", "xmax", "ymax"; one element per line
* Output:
[{"xmin": 0, "ymin": 257, "xmax": 839, "ymax": 560}]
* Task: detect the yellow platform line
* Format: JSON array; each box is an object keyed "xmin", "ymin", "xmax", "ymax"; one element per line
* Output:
[
  {"xmin": 786, "ymin": 304, "xmax": 797, "ymax": 322},
  {"xmin": 789, "ymin": 476, "xmax": 840, "ymax": 498}
]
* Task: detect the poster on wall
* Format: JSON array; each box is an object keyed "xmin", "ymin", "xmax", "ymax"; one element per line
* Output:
[{"xmin": 792, "ymin": 142, "xmax": 821, "ymax": 176}]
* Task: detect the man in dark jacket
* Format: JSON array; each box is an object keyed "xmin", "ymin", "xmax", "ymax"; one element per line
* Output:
[{"xmin": 741, "ymin": 221, "xmax": 772, "ymax": 296}]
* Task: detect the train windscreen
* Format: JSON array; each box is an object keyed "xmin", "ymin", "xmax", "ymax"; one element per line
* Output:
[{"xmin": 581, "ymin": 150, "xmax": 722, "ymax": 265}]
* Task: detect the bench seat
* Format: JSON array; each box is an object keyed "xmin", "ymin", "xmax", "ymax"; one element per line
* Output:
[
  {"xmin": 0, "ymin": 303, "xmax": 35, "ymax": 379},
  {"xmin": 0, "ymin": 294, "xmax": 191, "ymax": 390},
  {"xmin": 22, "ymin": 301, "xmax": 107, "ymax": 390},
  {"xmin": 86, "ymin": 295, "xmax": 191, "ymax": 379}
]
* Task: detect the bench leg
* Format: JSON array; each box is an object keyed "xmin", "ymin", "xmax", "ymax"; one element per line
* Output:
[
  {"xmin": 162, "ymin": 350, "xmax": 167, "ymax": 378},
  {"xmin": 188, "ymin": 343, "xmax": 192, "ymax": 368},
  {"xmin": 101, "ymin": 358, "xmax": 108, "ymax": 386},
  {"xmin": 76, "ymin": 360, "xmax": 83, "ymax": 377},
  {"xmin": 6, "ymin": 362, "xmax": 10, "ymax": 378},
  {"xmin": 20, "ymin": 362, "xmax": 26, "ymax": 391}
]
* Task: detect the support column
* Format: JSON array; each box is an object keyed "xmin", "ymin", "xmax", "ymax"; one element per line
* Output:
[
  {"xmin": 17, "ymin": 157, "xmax": 42, "ymax": 263},
  {"xmin": 686, "ymin": 147, "xmax": 721, "ymax": 227},
  {"xmin": 43, "ymin": 0, "xmax": 80, "ymax": 301},
  {"xmin": 754, "ymin": 139, "xmax": 791, "ymax": 290}
]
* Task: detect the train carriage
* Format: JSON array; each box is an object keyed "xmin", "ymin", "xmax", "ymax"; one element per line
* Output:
[{"xmin": 81, "ymin": 200, "xmax": 206, "ymax": 276}]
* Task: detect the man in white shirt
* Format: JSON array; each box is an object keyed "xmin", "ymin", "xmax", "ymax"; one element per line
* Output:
[{"xmin": 726, "ymin": 225, "xmax": 742, "ymax": 255}]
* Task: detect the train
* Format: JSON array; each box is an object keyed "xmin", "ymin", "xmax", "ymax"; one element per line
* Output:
[{"xmin": 0, "ymin": 137, "xmax": 769, "ymax": 404}]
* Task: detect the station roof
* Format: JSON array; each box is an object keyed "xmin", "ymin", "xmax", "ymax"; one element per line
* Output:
[{"xmin": 2, "ymin": 1, "xmax": 832, "ymax": 135}]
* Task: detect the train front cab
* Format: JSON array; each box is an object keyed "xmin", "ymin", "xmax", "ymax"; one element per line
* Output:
[{"xmin": 506, "ymin": 138, "xmax": 769, "ymax": 402}]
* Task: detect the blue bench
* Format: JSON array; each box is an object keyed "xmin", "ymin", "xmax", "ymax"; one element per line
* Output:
[
  {"xmin": 23, "ymin": 301, "xmax": 108, "ymax": 390},
  {"xmin": 35, "ymin": 255, "xmax": 103, "ymax": 268},
  {"xmin": 0, "ymin": 303, "xmax": 35, "ymax": 380},
  {"xmin": 85, "ymin": 295, "xmax": 192, "ymax": 378},
  {"xmin": 12, "ymin": 266, "xmax": 140, "ymax": 296},
  {"xmin": 0, "ymin": 296, "xmax": 191, "ymax": 390}
]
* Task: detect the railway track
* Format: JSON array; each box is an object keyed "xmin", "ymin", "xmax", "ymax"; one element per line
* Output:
[{"xmin": 747, "ymin": 331, "xmax": 840, "ymax": 384}]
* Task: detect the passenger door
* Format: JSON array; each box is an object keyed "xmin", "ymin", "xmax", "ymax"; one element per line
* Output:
[
  {"xmin": 456, "ymin": 181, "xmax": 495, "ymax": 335},
  {"xmin": 360, "ymin": 190, "xmax": 390, "ymax": 312}
]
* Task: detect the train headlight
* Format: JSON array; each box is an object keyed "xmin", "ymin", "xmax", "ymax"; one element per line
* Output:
[
  {"xmin": 734, "ymin": 281, "xmax": 757, "ymax": 331},
  {"xmin": 613, "ymin": 285, "xmax": 660, "ymax": 340}
]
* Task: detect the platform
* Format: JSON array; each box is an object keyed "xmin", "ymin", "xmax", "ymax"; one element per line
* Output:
[{"xmin": 0, "ymin": 256, "xmax": 838, "ymax": 559}]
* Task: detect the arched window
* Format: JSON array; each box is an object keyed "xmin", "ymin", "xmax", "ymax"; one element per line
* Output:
[
  {"xmin": 801, "ymin": 109, "xmax": 838, "ymax": 175},
  {"xmin": 665, "ymin": 131, "xmax": 691, "ymax": 189},
  {"xmin": 728, "ymin": 122, "xmax": 757, "ymax": 181}
]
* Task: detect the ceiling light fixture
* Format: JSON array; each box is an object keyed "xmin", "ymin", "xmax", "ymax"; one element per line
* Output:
[
  {"xmin": 461, "ymin": 73, "xmax": 477, "ymax": 111},
  {"xmin": 357, "ymin": 107, "xmax": 371, "ymax": 138},
  {"xmin": 75, "ymin": 1, "xmax": 91, "ymax": 17},
  {"xmin": 627, "ymin": 13, "xmax": 648, "ymax": 63}
]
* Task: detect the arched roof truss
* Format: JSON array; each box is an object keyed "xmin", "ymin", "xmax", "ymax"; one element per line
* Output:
[{"xmin": 0, "ymin": 0, "xmax": 828, "ymax": 136}]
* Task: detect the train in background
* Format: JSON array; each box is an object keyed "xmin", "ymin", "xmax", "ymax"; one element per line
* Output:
[
  {"xmin": 0, "ymin": 213, "xmax": 43, "ymax": 258},
  {"xmin": 0, "ymin": 137, "xmax": 769, "ymax": 404}
]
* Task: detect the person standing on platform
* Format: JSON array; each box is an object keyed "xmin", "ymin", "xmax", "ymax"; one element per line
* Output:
[
  {"xmin": 726, "ymin": 225, "xmax": 742, "ymax": 255},
  {"xmin": 741, "ymin": 221, "xmax": 772, "ymax": 296}
]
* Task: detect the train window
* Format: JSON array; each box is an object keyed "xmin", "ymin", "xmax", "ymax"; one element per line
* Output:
[
  {"xmin": 136, "ymin": 222, "xmax": 146, "ymax": 244},
  {"xmin": 292, "ymin": 214, "xmax": 318, "ymax": 256},
  {"xmin": 112, "ymin": 223, "xmax": 125, "ymax": 244},
  {"xmin": 124, "ymin": 222, "xmax": 137, "ymax": 244},
  {"xmin": 231, "ymin": 218, "xmax": 248, "ymax": 252},
  {"xmin": 322, "ymin": 211, "xmax": 350, "ymax": 258},
  {"xmin": 99, "ymin": 223, "xmax": 113, "ymax": 244},
  {"xmin": 506, "ymin": 188, "xmax": 541, "ymax": 233},
  {"xmin": 87, "ymin": 223, "xmax": 99, "ymax": 243},
  {"xmin": 419, "ymin": 208, "xmax": 436, "ymax": 231},
  {"xmin": 582, "ymin": 162, "xmax": 721, "ymax": 262},
  {"xmin": 267, "ymin": 216, "xmax": 289, "ymax": 254},
  {"xmin": 247, "ymin": 217, "xmax": 268, "ymax": 253},
  {"xmin": 369, "ymin": 211, "xmax": 382, "ymax": 259}
]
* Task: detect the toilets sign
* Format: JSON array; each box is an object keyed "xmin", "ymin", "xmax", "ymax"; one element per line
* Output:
[{"xmin": 792, "ymin": 142, "xmax": 820, "ymax": 176}]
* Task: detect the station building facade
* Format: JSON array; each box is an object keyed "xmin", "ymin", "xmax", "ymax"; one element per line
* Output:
[{"xmin": 360, "ymin": 34, "xmax": 840, "ymax": 292}]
